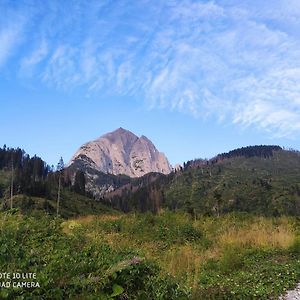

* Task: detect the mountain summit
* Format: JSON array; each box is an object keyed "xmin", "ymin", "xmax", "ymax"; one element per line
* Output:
[{"xmin": 69, "ymin": 128, "xmax": 172, "ymax": 177}]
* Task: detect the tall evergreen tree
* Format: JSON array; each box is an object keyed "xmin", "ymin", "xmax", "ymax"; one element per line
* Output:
[
  {"xmin": 56, "ymin": 157, "xmax": 64, "ymax": 217},
  {"xmin": 74, "ymin": 170, "xmax": 86, "ymax": 195}
]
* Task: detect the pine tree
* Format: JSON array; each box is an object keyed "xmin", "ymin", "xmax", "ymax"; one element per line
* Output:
[
  {"xmin": 56, "ymin": 157, "xmax": 64, "ymax": 217},
  {"xmin": 74, "ymin": 170, "xmax": 86, "ymax": 195}
]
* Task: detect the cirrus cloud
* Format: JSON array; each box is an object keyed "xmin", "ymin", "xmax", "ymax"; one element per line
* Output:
[{"xmin": 1, "ymin": 0, "xmax": 300, "ymax": 137}]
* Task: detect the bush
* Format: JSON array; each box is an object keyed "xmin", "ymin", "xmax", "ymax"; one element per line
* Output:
[
  {"xmin": 220, "ymin": 244, "xmax": 244, "ymax": 273},
  {"xmin": 100, "ymin": 219, "xmax": 122, "ymax": 233},
  {"xmin": 289, "ymin": 236, "xmax": 300, "ymax": 254}
]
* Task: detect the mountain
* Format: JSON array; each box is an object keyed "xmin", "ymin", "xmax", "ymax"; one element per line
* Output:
[
  {"xmin": 67, "ymin": 128, "xmax": 172, "ymax": 199},
  {"xmin": 69, "ymin": 128, "xmax": 172, "ymax": 177},
  {"xmin": 106, "ymin": 146, "xmax": 300, "ymax": 216}
]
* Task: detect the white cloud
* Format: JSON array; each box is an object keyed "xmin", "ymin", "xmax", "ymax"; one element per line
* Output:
[
  {"xmin": 0, "ymin": 25, "xmax": 21, "ymax": 67},
  {"xmin": 170, "ymin": 1, "xmax": 224, "ymax": 21},
  {"xmin": 0, "ymin": 5, "xmax": 29, "ymax": 68},
  {"xmin": 2, "ymin": 0, "xmax": 300, "ymax": 138},
  {"xmin": 137, "ymin": 1, "xmax": 300, "ymax": 137},
  {"xmin": 42, "ymin": 45, "xmax": 81, "ymax": 89},
  {"xmin": 233, "ymin": 100, "xmax": 300, "ymax": 137},
  {"xmin": 21, "ymin": 40, "xmax": 48, "ymax": 70}
]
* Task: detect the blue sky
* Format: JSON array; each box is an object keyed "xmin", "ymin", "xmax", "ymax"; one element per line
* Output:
[{"xmin": 1, "ymin": 0, "xmax": 300, "ymax": 167}]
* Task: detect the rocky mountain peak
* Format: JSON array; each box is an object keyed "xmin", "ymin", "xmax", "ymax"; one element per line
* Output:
[
  {"xmin": 70, "ymin": 128, "xmax": 172, "ymax": 177},
  {"xmin": 102, "ymin": 127, "xmax": 136, "ymax": 140}
]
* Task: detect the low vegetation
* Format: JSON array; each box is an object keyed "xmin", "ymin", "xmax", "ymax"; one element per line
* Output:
[{"xmin": 1, "ymin": 210, "xmax": 300, "ymax": 299}]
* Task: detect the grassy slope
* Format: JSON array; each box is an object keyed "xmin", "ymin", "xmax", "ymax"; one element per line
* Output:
[
  {"xmin": 1, "ymin": 211, "xmax": 300, "ymax": 299},
  {"xmin": 2, "ymin": 192, "xmax": 116, "ymax": 218},
  {"xmin": 165, "ymin": 150, "xmax": 300, "ymax": 215}
]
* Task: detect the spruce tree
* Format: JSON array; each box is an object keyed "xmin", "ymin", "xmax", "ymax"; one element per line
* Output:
[
  {"xmin": 74, "ymin": 170, "xmax": 86, "ymax": 195},
  {"xmin": 56, "ymin": 157, "xmax": 64, "ymax": 217}
]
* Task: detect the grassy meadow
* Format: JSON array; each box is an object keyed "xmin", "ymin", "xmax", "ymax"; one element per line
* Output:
[{"xmin": 1, "ymin": 210, "xmax": 300, "ymax": 299}]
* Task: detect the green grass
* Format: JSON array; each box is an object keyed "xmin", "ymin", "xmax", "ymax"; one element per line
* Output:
[{"xmin": 1, "ymin": 210, "xmax": 300, "ymax": 299}]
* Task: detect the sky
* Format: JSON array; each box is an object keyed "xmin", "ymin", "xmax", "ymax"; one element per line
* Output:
[{"xmin": 1, "ymin": 0, "xmax": 300, "ymax": 167}]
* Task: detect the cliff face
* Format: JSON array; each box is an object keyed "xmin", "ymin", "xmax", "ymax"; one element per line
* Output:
[{"xmin": 69, "ymin": 128, "xmax": 172, "ymax": 177}]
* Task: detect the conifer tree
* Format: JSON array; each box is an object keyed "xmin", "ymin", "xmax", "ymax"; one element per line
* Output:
[
  {"xmin": 56, "ymin": 157, "xmax": 64, "ymax": 217},
  {"xmin": 74, "ymin": 170, "xmax": 86, "ymax": 195}
]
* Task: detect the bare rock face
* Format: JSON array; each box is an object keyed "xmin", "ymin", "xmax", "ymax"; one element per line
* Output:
[{"xmin": 69, "ymin": 128, "xmax": 172, "ymax": 177}]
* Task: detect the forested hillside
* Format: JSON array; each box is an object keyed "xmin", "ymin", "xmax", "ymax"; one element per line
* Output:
[
  {"xmin": 2, "ymin": 145, "xmax": 300, "ymax": 218},
  {"xmin": 0, "ymin": 146, "xmax": 114, "ymax": 217},
  {"xmin": 107, "ymin": 146, "xmax": 300, "ymax": 216}
]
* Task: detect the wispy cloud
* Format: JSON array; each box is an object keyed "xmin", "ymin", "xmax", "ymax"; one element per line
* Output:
[
  {"xmin": 20, "ymin": 39, "xmax": 48, "ymax": 72},
  {"xmin": 0, "ymin": 4, "xmax": 32, "ymax": 69},
  {"xmin": 2, "ymin": 0, "xmax": 300, "ymax": 138},
  {"xmin": 0, "ymin": 23, "xmax": 23, "ymax": 67}
]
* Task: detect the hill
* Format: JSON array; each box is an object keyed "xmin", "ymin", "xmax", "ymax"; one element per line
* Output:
[
  {"xmin": 0, "ymin": 146, "xmax": 115, "ymax": 217},
  {"xmin": 107, "ymin": 146, "xmax": 300, "ymax": 216},
  {"xmin": 2, "ymin": 144, "xmax": 300, "ymax": 217}
]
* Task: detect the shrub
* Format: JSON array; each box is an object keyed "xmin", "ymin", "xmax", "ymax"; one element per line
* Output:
[
  {"xmin": 289, "ymin": 236, "xmax": 300, "ymax": 254},
  {"xmin": 220, "ymin": 244, "xmax": 244, "ymax": 273}
]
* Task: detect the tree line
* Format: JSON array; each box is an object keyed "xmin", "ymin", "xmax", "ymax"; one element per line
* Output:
[
  {"xmin": 183, "ymin": 145, "xmax": 282, "ymax": 170},
  {"xmin": 0, "ymin": 145, "xmax": 87, "ymax": 208}
]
